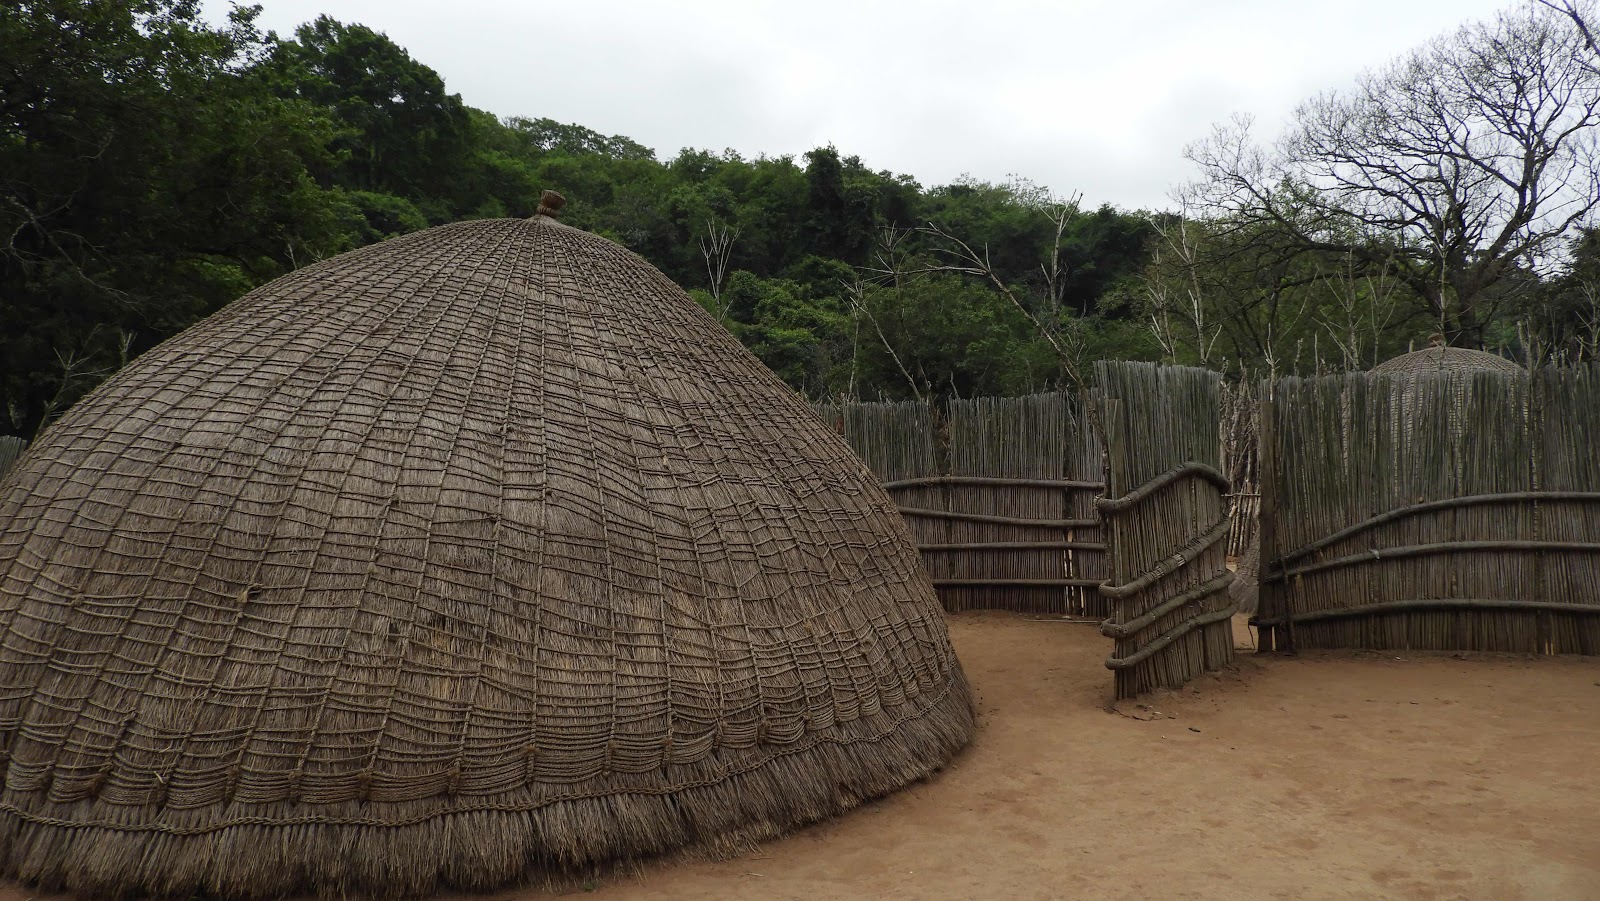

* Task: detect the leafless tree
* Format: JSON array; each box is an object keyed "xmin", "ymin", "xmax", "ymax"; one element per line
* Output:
[
  {"xmin": 842, "ymin": 226, "xmax": 935, "ymax": 402},
  {"xmin": 1317, "ymin": 251, "xmax": 1403, "ymax": 371},
  {"xmin": 1134, "ymin": 201, "xmax": 1320, "ymax": 379},
  {"xmin": 1185, "ymin": 1, "xmax": 1600, "ymax": 346},
  {"xmin": 862, "ymin": 225, "xmax": 917, "ymax": 290},
  {"xmin": 1036, "ymin": 190, "xmax": 1083, "ymax": 311},
  {"xmin": 840, "ymin": 276, "xmax": 925, "ymax": 404},
  {"xmin": 1139, "ymin": 211, "xmax": 1223, "ymax": 367},
  {"xmin": 918, "ymin": 220, "xmax": 1090, "ymax": 388},
  {"xmin": 897, "ymin": 178, "xmax": 1094, "ymax": 386},
  {"xmin": 1538, "ymin": 0, "xmax": 1599, "ymax": 65},
  {"xmin": 37, "ymin": 326, "xmax": 124, "ymax": 428},
  {"xmin": 697, "ymin": 218, "xmax": 738, "ymax": 318}
]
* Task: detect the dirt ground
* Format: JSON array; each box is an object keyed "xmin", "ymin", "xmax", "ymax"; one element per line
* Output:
[{"xmin": 557, "ymin": 612, "xmax": 1600, "ymax": 901}]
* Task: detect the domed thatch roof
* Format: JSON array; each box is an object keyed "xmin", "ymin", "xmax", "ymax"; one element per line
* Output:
[
  {"xmin": 0, "ymin": 212, "xmax": 974, "ymax": 898},
  {"xmin": 1372, "ymin": 345, "xmax": 1523, "ymax": 375}
]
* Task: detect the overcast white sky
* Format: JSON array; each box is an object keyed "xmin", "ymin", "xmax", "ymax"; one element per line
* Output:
[{"xmin": 206, "ymin": 0, "xmax": 1516, "ymax": 211}]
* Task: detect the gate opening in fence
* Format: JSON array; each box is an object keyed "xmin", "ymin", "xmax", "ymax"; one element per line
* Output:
[{"xmin": 819, "ymin": 361, "xmax": 1238, "ymax": 699}]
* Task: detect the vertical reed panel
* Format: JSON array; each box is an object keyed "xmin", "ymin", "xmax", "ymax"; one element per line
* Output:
[
  {"xmin": 816, "ymin": 393, "xmax": 1104, "ymax": 614},
  {"xmin": 1094, "ymin": 362, "xmax": 1234, "ymax": 699},
  {"xmin": 0, "ymin": 437, "xmax": 27, "ymax": 485},
  {"xmin": 1261, "ymin": 366, "xmax": 1599, "ymax": 653}
]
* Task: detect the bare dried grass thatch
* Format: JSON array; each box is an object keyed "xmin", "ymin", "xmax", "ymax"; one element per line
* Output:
[
  {"xmin": 1371, "ymin": 345, "xmax": 1523, "ymax": 375},
  {"xmin": 0, "ymin": 215, "xmax": 974, "ymax": 898}
]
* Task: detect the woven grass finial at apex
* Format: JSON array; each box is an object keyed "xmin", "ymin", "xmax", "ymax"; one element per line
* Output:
[{"xmin": 537, "ymin": 190, "xmax": 567, "ymax": 218}]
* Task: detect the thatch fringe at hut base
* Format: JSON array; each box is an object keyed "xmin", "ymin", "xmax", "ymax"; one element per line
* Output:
[{"xmin": 0, "ymin": 674, "xmax": 971, "ymax": 898}]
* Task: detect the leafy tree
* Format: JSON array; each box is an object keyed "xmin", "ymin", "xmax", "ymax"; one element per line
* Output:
[
  {"xmin": 714, "ymin": 272, "xmax": 850, "ymax": 394},
  {"xmin": 263, "ymin": 16, "xmax": 470, "ymax": 206},
  {"xmin": 0, "ymin": 0, "xmax": 350, "ymax": 435},
  {"xmin": 802, "ymin": 147, "xmax": 879, "ymax": 264},
  {"xmin": 1527, "ymin": 226, "xmax": 1600, "ymax": 361}
]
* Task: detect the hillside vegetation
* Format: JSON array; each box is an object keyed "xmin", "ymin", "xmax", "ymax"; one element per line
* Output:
[{"xmin": 3, "ymin": 0, "xmax": 1596, "ymax": 438}]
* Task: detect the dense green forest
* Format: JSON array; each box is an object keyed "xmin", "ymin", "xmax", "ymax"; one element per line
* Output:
[{"xmin": 3, "ymin": 0, "xmax": 1597, "ymax": 439}]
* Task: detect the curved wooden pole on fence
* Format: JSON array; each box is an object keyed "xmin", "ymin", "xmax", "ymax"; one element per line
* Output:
[
  {"xmin": 896, "ymin": 507, "xmax": 1099, "ymax": 528},
  {"xmin": 1265, "ymin": 539, "xmax": 1600, "ymax": 583},
  {"xmin": 1094, "ymin": 462, "xmax": 1229, "ymax": 513},
  {"xmin": 1251, "ymin": 597, "xmax": 1600, "ymax": 627},
  {"xmin": 931, "ymin": 578, "xmax": 1105, "ymax": 588},
  {"xmin": 1276, "ymin": 491, "xmax": 1600, "ymax": 566},
  {"xmin": 883, "ymin": 475, "xmax": 1106, "ymax": 491},
  {"xmin": 1098, "ymin": 516, "xmax": 1232, "ymax": 600},
  {"xmin": 1104, "ymin": 605, "xmax": 1238, "ymax": 670},
  {"xmin": 1099, "ymin": 572, "xmax": 1235, "ymax": 640},
  {"xmin": 917, "ymin": 541, "xmax": 1106, "ymax": 552}
]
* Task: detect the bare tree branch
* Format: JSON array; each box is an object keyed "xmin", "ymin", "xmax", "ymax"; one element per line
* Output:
[
  {"xmin": 840, "ymin": 277, "xmax": 924, "ymax": 404},
  {"xmin": 917, "ymin": 220, "xmax": 1089, "ymax": 387},
  {"xmin": 697, "ymin": 218, "xmax": 739, "ymax": 319},
  {"xmin": 1183, "ymin": 2, "xmax": 1600, "ymax": 346}
]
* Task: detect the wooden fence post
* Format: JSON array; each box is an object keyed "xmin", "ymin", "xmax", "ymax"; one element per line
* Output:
[{"xmin": 1257, "ymin": 392, "xmax": 1278, "ymax": 653}]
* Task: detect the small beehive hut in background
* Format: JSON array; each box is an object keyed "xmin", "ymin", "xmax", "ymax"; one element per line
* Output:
[
  {"xmin": 1370, "ymin": 343, "xmax": 1524, "ymax": 376},
  {"xmin": 1233, "ymin": 341, "xmax": 1523, "ymax": 618},
  {"xmin": 0, "ymin": 196, "xmax": 974, "ymax": 898}
]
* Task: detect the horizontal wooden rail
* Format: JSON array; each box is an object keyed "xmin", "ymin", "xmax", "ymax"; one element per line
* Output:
[
  {"xmin": 1277, "ymin": 491, "xmax": 1600, "ymax": 565},
  {"xmin": 1095, "ymin": 462, "xmax": 1229, "ymax": 513},
  {"xmin": 1104, "ymin": 605, "xmax": 1238, "ymax": 670},
  {"xmin": 1100, "ymin": 572, "xmax": 1234, "ymax": 640},
  {"xmin": 1265, "ymin": 539, "xmax": 1600, "ymax": 583},
  {"xmin": 1252, "ymin": 597, "xmax": 1600, "ymax": 627},
  {"xmin": 897, "ymin": 507, "xmax": 1098, "ymax": 528},
  {"xmin": 1098, "ymin": 517, "xmax": 1231, "ymax": 600},
  {"xmin": 932, "ymin": 578, "xmax": 1104, "ymax": 588},
  {"xmin": 883, "ymin": 475, "xmax": 1105, "ymax": 491},
  {"xmin": 916, "ymin": 541, "xmax": 1106, "ymax": 552}
]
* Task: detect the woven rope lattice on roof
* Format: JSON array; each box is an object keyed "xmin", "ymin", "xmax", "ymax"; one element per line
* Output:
[
  {"xmin": 1371, "ymin": 346, "xmax": 1523, "ymax": 375},
  {"xmin": 0, "ymin": 216, "xmax": 974, "ymax": 899}
]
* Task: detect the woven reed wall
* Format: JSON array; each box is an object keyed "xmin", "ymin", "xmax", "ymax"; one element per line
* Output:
[
  {"xmin": 818, "ymin": 393, "xmax": 1107, "ymax": 617},
  {"xmin": 1094, "ymin": 362, "xmax": 1235, "ymax": 699},
  {"xmin": 1257, "ymin": 366, "xmax": 1600, "ymax": 653}
]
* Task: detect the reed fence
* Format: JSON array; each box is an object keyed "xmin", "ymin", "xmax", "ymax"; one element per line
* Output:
[
  {"xmin": 1256, "ymin": 366, "xmax": 1600, "ymax": 654},
  {"xmin": 0, "ymin": 438, "xmax": 26, "ymax": 484},
  {"xmin": 817, "ymin": 393, "xmax": 1107, "ymax": 617},
  {"xmin": 1225, "ymin": 493, "xmax": 1261, "ymax": 558},
  {"xmin": 1093, "ymin": 362, "xmax": 1236, "ymax": 699},
  {"xmin": 1221, "ymin": 378, "xmax": 1261, "ymax": 557}
]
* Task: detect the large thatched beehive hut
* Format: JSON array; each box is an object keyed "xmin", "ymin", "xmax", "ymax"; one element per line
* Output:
[{"xmin": 0, "ymin": 199, "xmax": 974, "ymax": 898}]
